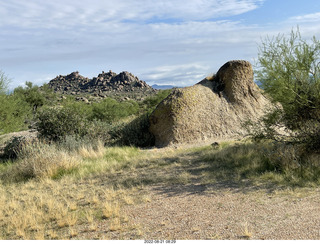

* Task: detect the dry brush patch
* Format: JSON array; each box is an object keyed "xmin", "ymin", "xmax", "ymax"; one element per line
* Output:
[
  {"xmin": 0, "ymin": 143, "xmax": 149, "ymax": 240},
  {"xmin": 1, "ymin": 140, "xmax": 320, "ymax": 240},
  {"xmin": 0, "ymin": 177, "xmax": 149, "ymax": 240},
  {"xmin": 0, "ymin": 143, "xmax": 176, "ymax": 240},
  {"xmin": 1, "ymin": 142, "xmax": 80, "ymax": 182}
]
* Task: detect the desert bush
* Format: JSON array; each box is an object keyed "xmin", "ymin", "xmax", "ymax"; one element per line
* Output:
[
  {"xmin": 14, "ymin": 82, "xmax": 46, "ymax": 112},
  {"xmin": 0, "ymin": 95, "xmax": 31, "ymax": 135},
  {"xmin": 2, "ymin": 141, "xmax": 81, "ymax": 181},
  {"xmin": 85, "ymin": 120, "xmax": 113, "ymax": 141},
  {"xmin": 1, "ymin": 137, "xmax": 110, "ymax": 182},
  {"xmin": 0, "ymin": 70, "xmax": 10, "ymax": 94},
  {"xmin": 36, "ymin": 106, "xmax": 89, "ymax": 141},
  {"xmin": 201, "ymin": 141, "xmax": 320, "ymax": 186},
  {"xmin": 39, "ymin": 83, "xmax": 58, "ymax": 102},
  {"xmin": 60, "ymin": 100, "xmax": 93, "ymax": 118},
  {"xmin": 56, "ymin": 135, "xmax": 90, "ymax": 152},
  {"xmin": 90, "ymin": 98, "xmax": 139, "ymax": 123},
  {"xmin": 259, "ymin": 142, "xmax": 320, "ymax": 184},
  {"xmin": 36, "ymin": 105, "xmax": 113, "ymax": 143},
  {"xmin": 255, "ymin": 27, "xmax": 320, "ymax": 151},
  {"xmin": 110, "ymin": 114, "xmax": 155, "ymax": 147},
  {"xmin": 3, "ymin": 134, "xmax": 38, "ymax": 159},
  {"xmin": 296, "ymin": 120, "xmax": 320, "ymax": 152},
  {"xmin": 57, "ymin": 135, "xmax": 107, "ymax": 154},
  {"xmin": 104, "ymin": 91, "xmax": 171, "ymax": 147},
  {"xmin": 141, "ymin": 89, "xmax": 171, "ymax": 112}
]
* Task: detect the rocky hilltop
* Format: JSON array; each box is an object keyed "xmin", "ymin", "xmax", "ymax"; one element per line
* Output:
[
  {"xmin": 149, "ymin": 60, "xmax": 272, "ymax": 147},
  {"xmin": 48, "ymin": 70, "xmax": 155, "ymax": 96}
]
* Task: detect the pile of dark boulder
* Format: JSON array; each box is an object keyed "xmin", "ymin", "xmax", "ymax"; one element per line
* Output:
[{"xmin": 48, "ymin": 70, "xmax": 155, "ymax": 96}]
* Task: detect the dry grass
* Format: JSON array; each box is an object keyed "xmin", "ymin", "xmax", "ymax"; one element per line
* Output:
[
  {"xmin": 101, "ymin": 204, "xmax": 113, "ymax": 219},
  {"xmin": 78, "ymin": 141, "xmax": 106, "ymax": 159},
  {"xmin": 0, "ymin": 143, "xmax": 149, "ymax": 240},
  {"xmin": 0, "ymin": 140, "xmax": 109, "ymax": 182},
  {"xmin": 1, "ymin": 139, "xmax": 320, "ymax": 240},
  {"xmin": 0, "ymin": 177, "xmax": 147, "ymax": 240},
  {"xmin": 1, "ymin": 142, "xmax": 81, "ymax": 181},
  {"xmin": 109, "ymin": 218, "xmax": 122, "ymax": 232},
  {"xmin": 176, "ymin": 171, "xmax": 192, "ymax": 184},
  {"xmin": 69, "ymin": 228, "xmax": 78, "ymax": 238},
  {"xmin": 241, "ymin": 222, "xmax": 253, "ymax": 239}
]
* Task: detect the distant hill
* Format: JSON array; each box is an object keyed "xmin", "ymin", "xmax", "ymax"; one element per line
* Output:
[{"xmin": 48, "ymin": 71, "xmax": 156, "ymax": 98}]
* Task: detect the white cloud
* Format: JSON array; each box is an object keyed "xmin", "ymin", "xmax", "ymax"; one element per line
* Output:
[
  {"xmin": 0, "ymin": 0, "xmax": 264, "ymax": 29},
  {"xmin": 289, "ymin": 12, "xmax": 320, "ymax": 23},
  {"xmin": 142, "ymin": 63, "xmax": 211, "ymax": 86},
  {"xmin": 0, "ymin": 0, "xmax": 267, "ymax": 88}
]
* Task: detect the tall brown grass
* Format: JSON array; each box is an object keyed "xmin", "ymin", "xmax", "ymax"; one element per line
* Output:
[
  {"xmin": 0, "ymin": 178, "xmax": 144, "ymax": 239},
  {"xmin": 78, "ymin": 140, "xmax": 105, "ymax": 159},
  {"xmin": 1, "ymin": 139, "xmax": 107, "ymax": 182},
  {"xmin": 0, "ymin": 142, "xmax": 149, "ymax": 240},
  {"xmin": 2, "ymin": 142, "xmax": 80, "ymax": 181}
]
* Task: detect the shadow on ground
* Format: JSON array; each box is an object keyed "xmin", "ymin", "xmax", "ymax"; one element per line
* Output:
[{"xmin": 99, "ymin": 143, "xmax": 293, "ymax": 197}]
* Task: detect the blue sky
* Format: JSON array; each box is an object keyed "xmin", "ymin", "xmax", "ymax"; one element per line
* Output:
[{"xmin": 1, "ymin": 0, "xmax": 320, "ymax": 89}]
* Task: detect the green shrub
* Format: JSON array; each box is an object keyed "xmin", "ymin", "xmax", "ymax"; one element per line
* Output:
[
  {"xmin": 200, "ymin": 141, "xmax": 320, "ymax": 186},
  {"xmin": 36, "ymin": 106, "xmax": 89, "ymax": 141},
  {"xmin": 0, "ymin": 70, "xmax": 10, "ymax": 94},
  {"xmin": 110, "ymin": 114, "xmax": 155, "ymax": 147},
  {"xmin": 14, "ymin": 82, "xmax": 46, "ymax": 112},
  {"xmin": 90, "ymin": 98, "xmax": 139, "ymax": 123},
  {"xmin": 141, "ymin": 89, "xmax": 172, "ymax": 112},
  {"xmin": 39, "ymin": 83, "xmax": 58, "ymax": 102},
  {"xmin": 105, "ymin": 91, "xmax": 172, "ymax": 147},
  {"xmin": 0, "ymin": 95, "xmax": 31, "ymax": 135},
  {"xmin": 255, "ymin": 27, "xmax": 320, "ymax": 151},
  {"xmin": 84, "ymin": 119, "xmax": 113, "ymax": 141},
  {"xmin": 36, "ymin": 105, "xmax": 113, "ymax": 143},
  {"xmin": 61, "ymin": 100, "xmax": 93, "ymax": 118},
  {"xmin": 303, "ymin": 121, "xmax": 320, "ymax": 152}
]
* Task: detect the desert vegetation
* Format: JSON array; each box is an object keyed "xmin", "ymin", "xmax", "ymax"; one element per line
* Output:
[
  {"xmin": 1, "ymin": 138, "xmax": 320, "ymax": 239},
  {"xmin": 249, "ymin": 28, "xmax": 320, "ymax": 150},
  {"xmin": 1, "ymin": 28, "xmax": 320, "ymax": 240}
]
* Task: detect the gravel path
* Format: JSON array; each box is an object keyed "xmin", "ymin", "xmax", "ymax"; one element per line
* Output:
[{"xmin": 124, "ymin": 184, "xmax": 320, "ymax": 240}]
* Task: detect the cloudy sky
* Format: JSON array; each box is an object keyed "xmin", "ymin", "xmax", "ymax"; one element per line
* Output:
[{"xmin": 1, "ymin": 0, "xmax": 320, "ymax": 89}]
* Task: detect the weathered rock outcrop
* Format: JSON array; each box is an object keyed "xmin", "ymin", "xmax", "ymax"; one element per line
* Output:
[
  {"xmin": 48, "ymin": 70, "xmax": 155, "ymax": 95},
  {"xmin": 149, "ymin": 60, "xmax": 271, "ymax": 147}
]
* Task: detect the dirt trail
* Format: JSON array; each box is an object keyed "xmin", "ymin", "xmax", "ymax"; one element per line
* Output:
[{"xmin": 123, "ymin": 184, "xmax": 320, "ymax": 240}]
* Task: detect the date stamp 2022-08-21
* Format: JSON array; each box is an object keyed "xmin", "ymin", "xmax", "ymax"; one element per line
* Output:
[{"xmin": 144, "ymin": 240, "xmax": 176, "ymax": 244}]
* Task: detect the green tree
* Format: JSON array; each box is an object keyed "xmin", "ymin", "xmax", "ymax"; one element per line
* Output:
[
  {"xmin": 0, "ymin": 95, "xmax": 31, "ymax": 134},
  {"xmin": 0, "ymin": 70, "xmax": 10, "ymax": 94},
  {"xmin": 14, "ymin": 82, "xmax": 46, "ymax": 112},
  {"xmin": 255, "ymin": 27, "xmax": 320, "ymax": 150},
  {"xmin": 0, "ymin": 71, "xmax": 32, "ymax": 134}
]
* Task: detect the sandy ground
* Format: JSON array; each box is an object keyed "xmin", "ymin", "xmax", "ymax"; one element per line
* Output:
[{"xmin": 123, "ymin": 183, "xmax": 320, "ymax": 240}]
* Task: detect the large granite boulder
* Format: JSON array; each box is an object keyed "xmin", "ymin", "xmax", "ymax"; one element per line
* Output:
[{"xmin": 149, "ymin": 60, "xmax": 271, "ymax": 147}]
